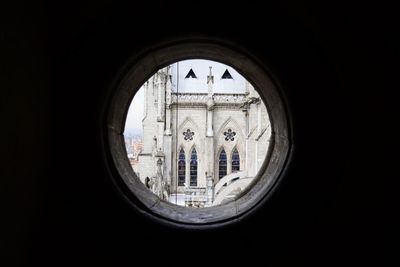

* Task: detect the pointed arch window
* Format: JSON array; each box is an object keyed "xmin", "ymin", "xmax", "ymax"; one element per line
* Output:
[
  {"xmin": 232, "ymin": 148, "xmax": 240, "ymax": 172},
  {"xmin": 178, "ymin": 148, "xmax": 186, "ymax": 186},
  {"xmin": 219, "ymin": 148, "xmax": 227, "ymax": 179},
  {"xmin": 190, "ymin": 148, "xmax": 198, "ymax": 186}
]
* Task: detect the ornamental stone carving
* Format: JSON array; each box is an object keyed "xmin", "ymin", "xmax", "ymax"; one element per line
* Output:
[
  {"xmin": 183, "ymin": 129, "xmax": 195, "ymax": 141},
  {"xmin": 224, "ymin": 129, "xmax": 236, "ymax": 141}
]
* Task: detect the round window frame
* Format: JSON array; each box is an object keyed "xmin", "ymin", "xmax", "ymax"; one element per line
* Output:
[{"xmin": 103, "ymin": 38, "xmax": 293, "ymax": 228}]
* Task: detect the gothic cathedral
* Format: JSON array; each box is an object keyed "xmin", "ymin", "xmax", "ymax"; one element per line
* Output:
[{"xmin": 135, "ymin": 60, "xmax": 271, "ymax": 207}]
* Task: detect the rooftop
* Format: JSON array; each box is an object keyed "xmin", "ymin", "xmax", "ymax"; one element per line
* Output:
[{"xmin": 170, "ymin": 59, "xmax": 247, "ymax": 93}]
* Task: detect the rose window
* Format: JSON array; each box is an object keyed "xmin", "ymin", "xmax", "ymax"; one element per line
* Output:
[
  {"xmin": 183, "ymin": 129, "xmax": 195, "ymax": 141},
  {"xmin": 224, "ymin": 129, "xmax": 236, "ymax": 141}
]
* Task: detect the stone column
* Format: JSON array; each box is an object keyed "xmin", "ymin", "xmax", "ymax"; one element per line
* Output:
[
  {"xmin": 255, "ymin": 139, "xmax": 258, "ymax": 174},
  {"xmin": 163, "ymin": 135, "xmax": 172, "ymax": 190},
  {"xmin": 155, "ymin": 158, "xmax": 163, "ymax": 199},
  {"xmin": 245, "ymin": 108, "xmax": 249, "ymax": 173},
  {"xmin": 206, "ymin": 66, "xmax": 215, "ymax": 183},
  {"xmin": 156, "ymin": 72, "xmax": 164, "ymax": 122},
  {"xmin": 157, "ymin": 70, "xmax": 166, "ymax": 150},
  {"xmin": 205, "ymin": 174, "xmax": 214, "ymax": 207},
  {"xmin": 255, "ymin": 100, "xmax": 261, "ymax": 173},
  {"xmin": 165, "ymin": 67, "xmax": 172, "ymax": 136},
  {"xmin": 257, "ymin": 101, "xmax": 261, "ymax": 135},
  {"xmin": 206, "ymin": 109, "xmax": 214, "ymax": 137},
  {"xmin": 206, "ymin": 66, "xmax": 214, "ymax": 137},
  {"xmin": 143, "ymin": 81, "xmax": 148, "ymax": 119}
]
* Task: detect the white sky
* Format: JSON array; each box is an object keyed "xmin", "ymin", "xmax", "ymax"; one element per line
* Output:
[
  {"xmin": 125, "ymin": 87, "xmax": 144, "ymax": 133},
  {"xmin": 124, "ymin": 59, "xmax": 247, "ymax": 134}
]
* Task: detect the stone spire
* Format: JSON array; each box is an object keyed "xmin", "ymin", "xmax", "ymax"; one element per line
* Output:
[
  {"xmin": 156, "ymin": 70, "xmax": 163, "ymax": 122},
  {"xmin": 206, "ymin": 66, "xmax": 215, "ymax": 136},
  {"xmin": 165, "ymin": 65, "xmax": 172, "ymax": 135},
  {"xmin": 166, "ymin": 66, "xmax": 172, "ymax": 105},
  {"xmin": 207, "ymin": 66, "xmax": 214, "ymax": 96}
]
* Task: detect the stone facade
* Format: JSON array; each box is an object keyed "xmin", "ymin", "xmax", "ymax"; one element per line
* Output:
[{"xmin": 135, "ymin": 61, "xmax": 271, "ymax": 206}]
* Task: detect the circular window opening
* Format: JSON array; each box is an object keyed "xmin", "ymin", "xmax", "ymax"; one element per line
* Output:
[
  {"xmin": 105, "ymin": 40, "xmax": 292, "ymax": 228},
  {"xmin": 125, "ymin": 59, "xmax": 271, "ymax": 208}
]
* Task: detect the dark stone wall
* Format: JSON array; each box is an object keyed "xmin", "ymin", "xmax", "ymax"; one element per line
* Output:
[{"xmin": 1, "ymin": 1, "xmax": 396, "ymax": 265}]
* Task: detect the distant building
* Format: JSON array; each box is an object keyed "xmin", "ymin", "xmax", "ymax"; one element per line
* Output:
[
  {"xmin": 132, "ymin": 142, "xmax": 143, "ymax": 160},
  {"xmin": 125, "ymin": 138, "xmax": 143, "ymax": 158}
]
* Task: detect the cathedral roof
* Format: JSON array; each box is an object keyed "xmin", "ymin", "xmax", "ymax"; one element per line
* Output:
[{"xmin": 170, "ymin": 59, "xmax": 247, "ymax": 93}]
